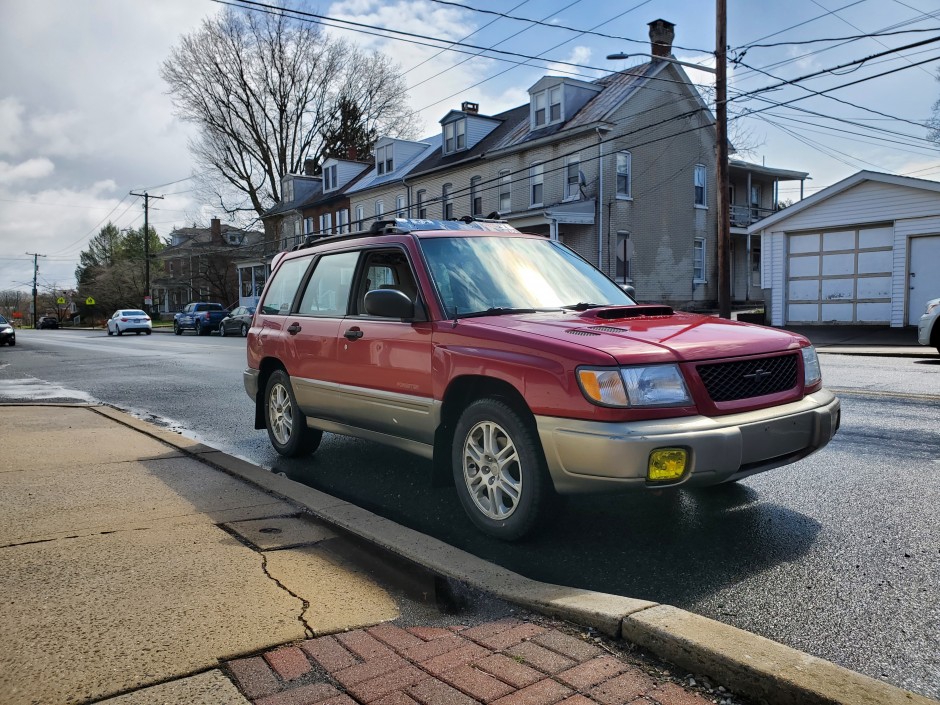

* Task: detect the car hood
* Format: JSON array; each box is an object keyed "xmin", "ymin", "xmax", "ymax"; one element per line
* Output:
[{"xmin": 469, "ymin": 305, "xmax": 806, "ymax": 364}]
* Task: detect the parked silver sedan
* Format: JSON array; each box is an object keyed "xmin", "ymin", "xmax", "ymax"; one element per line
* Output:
[
  {"xmin": 107, "ymin": 309, "xmax": 152, "ymax": 336},
  {"xmin": 917, "ymin": 297, "xmax": 939, "ymax": 354}
]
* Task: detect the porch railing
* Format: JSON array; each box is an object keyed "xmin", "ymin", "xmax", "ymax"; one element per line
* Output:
[{"xmin": 730, "ymin": 204, "xmax": 776, "ymax": 227}]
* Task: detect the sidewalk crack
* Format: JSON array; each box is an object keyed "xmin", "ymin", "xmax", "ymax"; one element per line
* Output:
[{"xmin": 260, "ymin": 551, "xmax": 315, "ymax": 638}]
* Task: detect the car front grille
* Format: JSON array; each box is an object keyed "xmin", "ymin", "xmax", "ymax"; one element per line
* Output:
[{"xmin": 696, "ymin": 353, "xmax": 798, "ymax": 402}]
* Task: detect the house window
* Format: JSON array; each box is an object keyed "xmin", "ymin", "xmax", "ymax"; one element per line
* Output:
[
  {"xmin": 693, "ymin": 237, "xmax": 706, "ymax": 282},
  {"xmin": 565, "ymin": 156, "xmax": 580, "ymax": 201},
  {"xmin": 470, "ymin": 176, "xmax": 482, "ymax": 216},
  {"xmin": 616, "ymin": 151, "xmax": 632, "ymax": 199},
  {"xmin": 375, "ymin": 200, "xmax": 384, "ymax": 218},
  {"xmin": 443, "ymin": 118, "xmax": 467, "ymax": 154},
  {"xmin": 532, "ymin": 85, "xmax": 563, "ymax": 128},
  {"xmin": 355, "ymin": 205, "xmax": 364, "ymax": 228},
  {"xmin": 319, "ymin": 212, "xmax": 332, "ymax": 234},
  {"xmin": 376, "ymin": 145, "xmax": 393, "ymax": 174},
  {"xmin": 498, "ymin": 169, "xmax": 511, "ymax": 213},
  {"xmin": 396, "ymin": 195, "xmax": 406, "ymax": 218},
  {"xmin": 337, "ymin": 209, "xmax": 349, "ymax": 234},
  {"xmin": 416, "ymin": 189, "xmax": 427, "ymax": 219},
  {"xmin": 694, "ymin": 164, "xmax": 707, "ymax": 207},
  {"xmin": 442, "ymin": 183, "xmax": 453, "ymax": 220},
  {"xmin": 750, "ymin": 183, "xmax": 762, "ymax": 220},
  {"xmin": 549, "ymin": 86, "xmax": 562, "ymax": 121},
  {"xmin": 303, "ymin": 217, "xmax": 314, "ymax": 235},
  {"xmin": 529, "ymin": 163, "xmax": 543, "ymax": 207},
  {"xmin": 323, "ymin": 164, "xmax": 338, "ymax": 191},
  {"xmin": 616, "ymin": 232, "xmax": 632, "ymax": 283},
  {"xmin": 533, "ymin": 92, "xmax": 546, "ymax": 127},
  {"xmin": 283, "ymin": 179, "xmax": 294, "ymax": 202}
]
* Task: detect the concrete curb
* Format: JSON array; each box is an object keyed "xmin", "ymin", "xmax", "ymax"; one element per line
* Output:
[{"xmin": 87, "ymin": 404, "xmax": 934, "ymax": 705}]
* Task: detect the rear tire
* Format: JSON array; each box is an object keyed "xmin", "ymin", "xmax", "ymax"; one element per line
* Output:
[
  {"xmin": 195, "ymin": 321, "xmax": 204, "ymax": 336},
  {"xmin": 145, "ymin": 330, "xmax": 151, "ymax": 335},
  {"xmin": 451, "ymin": 398, "xmax": 553, "ymax": 541},
  {"xmin": 219, "ymin": 324, "xmax": 226, "ymax": 337},
  {"xmin": 117, "ymin": 328, "xmax": 123, "ymax": 336},
  {"xmin": 107, "ymin": 328, "xmax": 113, "ymax": 336},
  {"xmin": 264, "ymin": 370, "xmax": 322, "ymax": 457},
  {"xmin": 241, "ymin": 323, "xmax": 249, "ymax": 337}
]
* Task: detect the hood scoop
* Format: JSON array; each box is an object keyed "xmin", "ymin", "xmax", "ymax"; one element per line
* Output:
[{"xmin": 590, "ymin": 305, "xmax": 674, "ymax": 320}]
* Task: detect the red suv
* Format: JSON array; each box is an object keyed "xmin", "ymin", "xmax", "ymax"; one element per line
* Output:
[{"xmin": 245, "ymin": 219, "xmax": 840, "ymax": 540}]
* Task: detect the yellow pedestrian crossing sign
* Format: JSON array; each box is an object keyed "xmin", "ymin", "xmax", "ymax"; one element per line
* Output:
[
  {"xmin": 56, "ymin": 297, "xmax": 66, "ymax": 304},
  {"xmin": 85, "ymin": 297, "xmax": 95, "ymax": 305}
]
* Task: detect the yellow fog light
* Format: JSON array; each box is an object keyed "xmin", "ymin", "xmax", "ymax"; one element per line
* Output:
[{"xmin": 647, "ymin": 448, "xmax": 688, "ymax": 482}]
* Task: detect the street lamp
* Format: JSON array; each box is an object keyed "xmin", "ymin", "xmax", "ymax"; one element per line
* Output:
[
  {"xmin": 605, "ymin": 52, "xmax": 717, "ymax": 74},
  {"xmin": 607, "ymin": 11, "xmax": 731, "ymax": 320}
]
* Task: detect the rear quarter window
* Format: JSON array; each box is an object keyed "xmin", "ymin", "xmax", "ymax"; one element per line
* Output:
[{"xmin": 260, "ymin": 257, "xmax": 310, "ymax": 315}]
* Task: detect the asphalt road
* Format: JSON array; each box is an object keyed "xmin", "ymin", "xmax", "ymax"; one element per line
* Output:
[{"xmin": 1, "ymin": 327, "xmax": 938, "ymax": 699}]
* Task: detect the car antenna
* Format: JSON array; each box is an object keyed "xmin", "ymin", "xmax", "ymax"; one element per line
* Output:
[{"xmin": 452, "ymin": 305, "xmax": 458, "ymax": 328}]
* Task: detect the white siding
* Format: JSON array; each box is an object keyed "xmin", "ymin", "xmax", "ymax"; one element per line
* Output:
[
  {"xmin": 764, "ymin": 181, "xmax": 939, "ymax": 232},
  {"xmin": 894, "ymin": 215, "xmax": 940, "ymax": 325}
]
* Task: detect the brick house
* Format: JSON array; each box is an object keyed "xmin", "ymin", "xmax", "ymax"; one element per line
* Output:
[{"xmin": 151, "ymin": 218, "xmax": 264, "ymax": 314}]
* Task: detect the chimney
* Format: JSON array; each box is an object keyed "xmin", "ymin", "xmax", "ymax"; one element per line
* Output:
[
  {"xmin": 648, "ymin": 19, "xmax": 675, "ymax": 58},
  {"xmin": 347, "ymin": 146, "xmax": 358, "ymax": 160},
  {"xmin": 461, "ymin": 101, "xmax": 479, "ymax": 115},
  {"xmin": 210, "ymin": 217, "xmax": 222, "ymax": 244},
  {"xmin": 303, "ymin": 158, "xmax": 316, "ymax": 176}
]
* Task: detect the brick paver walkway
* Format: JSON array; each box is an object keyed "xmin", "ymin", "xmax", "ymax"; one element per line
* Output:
[{"xmin": 226, "ymin": 618, "xmax": 718, "ymax": 705}]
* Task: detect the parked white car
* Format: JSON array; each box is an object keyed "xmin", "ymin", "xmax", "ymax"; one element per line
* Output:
[
  {"xmin": 917, "ymin": 297, "xmax": 940, "ymax": 354},
  {"xmin": 107, "ymin": 309, "xmax": 152, "ymax": 336}
]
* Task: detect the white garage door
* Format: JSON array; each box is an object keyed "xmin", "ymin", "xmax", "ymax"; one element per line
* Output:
[
  {"xmin": 909, "ymin": 235, "xmax": 940, "ymax": 325},
  {"xmin": 786, "ymin": 226, "xmax": 893, "ymax": 324}
]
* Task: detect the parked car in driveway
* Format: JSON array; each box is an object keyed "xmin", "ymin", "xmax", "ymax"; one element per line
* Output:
[
  {"xmin": 107, "ymin": 309, "xmax": 152, "ymax": 336},
  {"xmin": 173, "ymin": 302, "xmax": 227, "ymax": 336},
  {"xmin": 244, "ymin": 218, "xmax": 840, "ymax": 541},
  {"xmin": 218, "ymin": 306, "xmax": 255, "ymax": 337},
  {"xmin": 917, "ymin": 297, "xmax": 940, "ymax": 354},
  {"xmin": 0, "ymin": 315, "xmax": 14, "ymax": 346},
  {"xmin": 36, "ymin": 316, "xmax": 58, "ymax": 329}
]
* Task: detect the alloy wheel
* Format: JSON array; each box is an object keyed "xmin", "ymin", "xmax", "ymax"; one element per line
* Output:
[{"xmin": 461, "ymin": 420, "xmax": 522, "ymax": 520}]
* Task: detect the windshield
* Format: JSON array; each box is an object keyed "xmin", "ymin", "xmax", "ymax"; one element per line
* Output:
[
  {"xmin": 420, "ymin": 235, "xmax": 634, "ymax": 317},
  {"xmin": 0, "ymin": 315, "xmax": 7, "ymax": 324}
]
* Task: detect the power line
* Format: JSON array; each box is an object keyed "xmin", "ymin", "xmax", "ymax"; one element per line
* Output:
[
  {"xmin": 737, "ymin": 0, "xmax": 867, "ymax": 47},
  {"xmin": 733, "ymin": 25, "xmax": 940, "ymax": 50},
  {"xmin": 733, "ymin": 53, "xmax": 940, "ymax": 123},
  {"xmin": 427, "ymin": 0, "xmax": 711, "ymax": 54}
]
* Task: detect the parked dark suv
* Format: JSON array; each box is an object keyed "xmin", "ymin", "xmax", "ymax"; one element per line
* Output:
[
  {"xmin": 37, "ymin": 316, "xmax": 59, "ymax": 329},
  {"xmin": 245, "ymin": 219, "xmax": 840, "ymax": 540}
]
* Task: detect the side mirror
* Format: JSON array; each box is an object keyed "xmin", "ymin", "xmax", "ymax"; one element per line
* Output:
[{"xmin": 364, "ymin": 289, "xmax": 415, "ymax": 320}]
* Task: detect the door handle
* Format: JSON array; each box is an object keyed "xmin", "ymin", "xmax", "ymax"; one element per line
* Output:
[
  {"xmin": 344, "ymin": 327, "xmax": 364, "ymax": 340},
  {"xmin": 287, "ymin": 322, "xmax": 301, "ymax": 335}
]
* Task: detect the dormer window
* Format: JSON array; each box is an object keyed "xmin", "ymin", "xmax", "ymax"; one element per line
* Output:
[
  {"xmin": 323, "ymin": 164, "xmax": 338, "ymax": 191},
  {"xmin": 376, "ymin": 144, "xmax": 394, "ymax": 174},
  {"xmin": 532, "ymin": 85, "xmax": 562, "ymax": 128},
  {"xmin": 443, "ymin": 118, "xmax": 466, "ymax": 154},
  {"xmin": 283, "ymin": 178, "xmax": 294, "ymax": 202}
]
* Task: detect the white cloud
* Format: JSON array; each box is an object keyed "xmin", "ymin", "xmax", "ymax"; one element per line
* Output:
[
  {"xmin": 0, "ymin": 97, "xmax": 25, "ymax": 155},
  {"xmin": 0, "ymin": 158, "xmax": 55, "ymax": 184},
  {"xmin": 547, "ymin": 46, "xmax": 598, "ymax": 78}
]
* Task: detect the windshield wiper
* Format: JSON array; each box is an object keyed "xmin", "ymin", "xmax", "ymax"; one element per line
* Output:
[
  {"xmin": 562, "ymin": 302, "xmax": 605, "ymax": 311},
  {"xmin": 458, "ymin": 307, "xmax": 541, "ymax": 318}
]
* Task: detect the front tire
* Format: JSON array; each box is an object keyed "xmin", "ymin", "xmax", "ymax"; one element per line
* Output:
[
  {"xmin": 174, "ymin": 322, "xmax": 182, "ymax": 336},
  {"xmin": 241, "ymin": 323, "xmax": 249, "ymax": 337},
  {"xmin": 219, "ymin": 324, "xmax": 226, "ymax": 337},
  {"xmin": 264, "ymin": 370, "xmax": 322, "ymax": 457},
  {"xmin": 452, "ymin": 398, "xmax": 553, "ymax": 541},
  {"xmin": 107, "ymin": 327, "xmax": 113, "ymax": 336},
  {"xmin": 116, "ymin": 327, "xmax": 123, "ymax": 336}
]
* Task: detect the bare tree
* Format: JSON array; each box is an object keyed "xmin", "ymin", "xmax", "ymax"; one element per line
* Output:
[{"xmin": 162, "ymin": 7, "xmax": 416, "ymax": 220}]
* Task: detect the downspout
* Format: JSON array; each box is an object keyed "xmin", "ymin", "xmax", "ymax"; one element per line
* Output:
[
  {"xmin": 596, "ymin": 127, "xmax": 604, "ymax": 270},
  {"xmin": 403, "ymin": 175, "xmax": 412, "ymax": 218}
]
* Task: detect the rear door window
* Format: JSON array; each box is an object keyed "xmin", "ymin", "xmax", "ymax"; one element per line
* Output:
[
  {"xmin": 298, "ymin": 251, "xmax": 359, "ymax": 317},
  {"xmin": 260, "ymin": 257, "xmax": 310, "ymax": 315}
]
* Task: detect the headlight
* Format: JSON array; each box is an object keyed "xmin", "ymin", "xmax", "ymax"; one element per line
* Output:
[
  {"xmin": 801, "ymin": 345, "xmax": 821, "ymax": 386},
  {"xmin": 926, "ymin": 300, "xmax": 940, "ymax": 316},
  {"xmin": 578, "ymin": 364, "xmax": 691, "ymax": 408}
]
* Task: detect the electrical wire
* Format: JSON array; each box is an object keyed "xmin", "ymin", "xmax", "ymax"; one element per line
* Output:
[
  {"xmin": 733, "ymin": 25, "xmax": 940, "ymax": 50},
  {"xmin": 427, "ymin": 0, "xmax": 712, "ymax": 54}
]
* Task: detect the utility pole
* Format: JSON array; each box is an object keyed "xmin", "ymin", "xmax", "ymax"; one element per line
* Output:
[
  {"xmin": 716, "ymin": 0, "xmax": 731, "ymax": 319},
  {"xmin": 26, "ymin": 251, "xmax": 46, "ymax": 328},
  {"xmin": 129, "ymin": 191, "xmax": 163, "ymax": 315}
]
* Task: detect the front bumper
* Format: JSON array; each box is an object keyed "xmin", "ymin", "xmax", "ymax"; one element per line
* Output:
[
  {"xmin": 918, "ymin": 313, "xmax": 936, "ymax": 347},
  {"xmin": 536, "ymin": 390, "xmax": 840, "ymax": 493}
]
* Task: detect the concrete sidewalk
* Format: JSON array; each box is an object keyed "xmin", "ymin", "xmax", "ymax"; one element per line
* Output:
[{"xmin": 0, "ymin": 404, "xmax": 933, "ymax": 705}]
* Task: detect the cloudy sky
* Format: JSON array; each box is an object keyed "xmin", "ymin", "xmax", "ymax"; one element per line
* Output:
[{"xmin": 1, "ymin": 0, "xmax": 938, "ymax": 294}]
